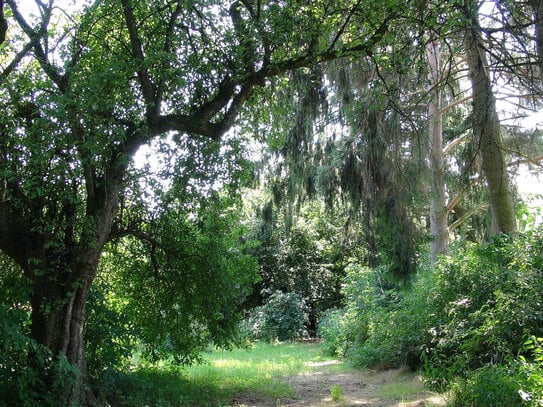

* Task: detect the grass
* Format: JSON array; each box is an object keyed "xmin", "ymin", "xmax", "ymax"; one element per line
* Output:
[
  {"xmin": 189, "ymin": 342, "xmax": 321, "ymax": 398},
  {"xmin": 368, "ymin": 368, "xmax": 444, "ymax": 405},
  {"xmin": 98, "ymin": 343, "xmax": 443, "ymax": 406},
  {"xmin": 101, "ymin": 342, "xmax": 331, "ymax": 406},
  {"xmin": 330, "ymin": 384, "xmax": 343, "ymax": 402}
]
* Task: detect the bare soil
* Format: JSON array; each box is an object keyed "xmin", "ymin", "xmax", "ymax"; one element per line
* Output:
[{"xmin": 227, "ymin": 361, "xmax": 446, "ymax": 407}]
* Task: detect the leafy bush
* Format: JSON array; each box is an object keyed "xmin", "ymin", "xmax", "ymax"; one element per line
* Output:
[
  {"xmin": 319, "ymin": 262, "xmax": 433, "ymax": 369},
  {"xmin": 322, "ymin": 227, "xmax": 543, "ymax": 403},
  {"xmin": 243, "ymin": 291, "xmax": 308, "ymax": 342},
  {"xmin": 513, "ymin": 336, "xmax": 543, "ymax": 406},
  {"xmin": 318, "ymin": 308, "xmax": 350, "ymax": 357},
  {"xmin": 0, "ymin": 336, "xmax": 80, "ymax": 407},
  {"xmin": 449, "ymin": 364, "xmax": 522, "ymax": 407},
  {"xmin": 0, "ymin": 303, "xmax": 31, "ymax": 404},
  {"xmin": 316, "ymin": 263, "xmax": 376, "ymax": 359},
  {"xmin": 449, "ymin": 338, "xmax": 543, "ymax": 407},
  {"xmin": 423, "ymin": 230, "xmax": 543, "ymax": 387},
  {"xmin": 0, "ymin": 258, "xmax": 80, "ymax": 406},
  {"xmin": 346, "ymin": 262, "xmax": 435, "ymax": 370}
]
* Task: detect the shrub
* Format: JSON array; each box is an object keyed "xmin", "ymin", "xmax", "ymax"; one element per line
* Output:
[
  {"xmin": 318, "ymin": 308, "xmax": 349, "ymax": 357},
  {"xmin": 326, "ymin": 261, "xmax": 434, "ymax": 370},
  {"xmin": 513, "ymin": 336, "xmax": 543, "ymax": 406},
  {"xmin": 348, "ymin": 263, "xmax": 436, "ymax": 370},
  {"xmin": 242, "ymin": 291, "xmax": 308, "ymax": 342},
  {"xmin": 423, "ymin": 230, "xmax": 543, "ymax": 386},
  {"xmin": 449, "ymin": 339, "xmax": 543, "ymax": 407},
  {"xmin": 449, "ymin": 364, "xmax": 522, "ymax": 407}
]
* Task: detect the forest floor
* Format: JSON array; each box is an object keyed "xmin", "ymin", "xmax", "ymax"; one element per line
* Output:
[{"xmin": 225, "ymin": 354, "xmax": 446, "ymax": 407}]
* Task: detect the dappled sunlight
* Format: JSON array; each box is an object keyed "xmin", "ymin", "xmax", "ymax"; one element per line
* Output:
[
  {"xmin": 306, "ymin": 360, "xmax": 342, "ymax": 367},
  {"xmin": 212, "ymin": 359, "xmax": 253, "ymax": 369}
]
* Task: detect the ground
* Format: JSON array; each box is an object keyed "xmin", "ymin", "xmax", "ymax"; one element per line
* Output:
[{"xmin": 227, "ymin": 360, "xmax": 446, "ymax": 407}]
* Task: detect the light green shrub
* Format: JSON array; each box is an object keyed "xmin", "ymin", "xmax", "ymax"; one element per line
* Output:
[
  {"xmin": 243, "ymin": 291, "xmax": 308, "ymax": 342},
  {"xmin": 337, "ymin": 261, "xmax": 435, "ymax": 370},
  {"xmin": 318, "ymin": 308, "xmax": 350, "ymax": 357}
]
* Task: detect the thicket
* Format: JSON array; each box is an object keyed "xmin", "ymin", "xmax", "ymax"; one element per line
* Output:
[{"xmin": 319, "ymin": 228, "xmax": 543, "ymax": 406}]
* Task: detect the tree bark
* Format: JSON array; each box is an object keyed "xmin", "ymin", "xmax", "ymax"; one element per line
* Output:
[
  {"xmin": 463, "ymin": 3, "xmax": 517, "ymax": 235},
  {"xmin": 0, "ymin": 142, "xmax": 127, "ymax": 405},
  {"xmin": 426, "ymin": 24, "xmax": 449, "ymax": 262},
  {"xmin": 29, "ymin": 266, "xmax": 96, "ymax": 405}
]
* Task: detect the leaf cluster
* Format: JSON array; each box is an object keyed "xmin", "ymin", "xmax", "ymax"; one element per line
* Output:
[{"xmin": 99, "ymin": 194, "xmax": 259, "ymax": 365}]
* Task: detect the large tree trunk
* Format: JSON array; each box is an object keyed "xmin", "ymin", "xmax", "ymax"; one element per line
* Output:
[
  {"xmin": 463, "ymin": 3, "xmax": 517, "ymax": 234},
  {"xmin": 0, "ymin": 156, "xmax": 127, "ymax": 405},
  {"xmin": 29, "ymin": 261, "xmax": 97, "ymax": 405},
  {"xmin": 426, "ymin": 25, "xmax": 449, "ymax": 262}
]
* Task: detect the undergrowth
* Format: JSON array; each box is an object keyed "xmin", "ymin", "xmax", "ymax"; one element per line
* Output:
[{"xmin": 319, "ymin": 228, "xmax": 543, "ymax": 406}]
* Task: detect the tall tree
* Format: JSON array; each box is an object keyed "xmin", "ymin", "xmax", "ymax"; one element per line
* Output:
[
  {"xmin": 426, "ymin": 14, "xmax": 449, "ymax": 261},
  {"xmin": 462, "ymin": 0, "xmax": 518, "ymax": 234},
  {"xmin": 0, "ymin": 0, "xmax": 405, "ymax": 403}
]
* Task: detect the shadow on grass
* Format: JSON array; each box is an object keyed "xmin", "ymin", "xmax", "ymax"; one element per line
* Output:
[
  {"xmin": 96, "ymin": 342, "xmax": 324, "ymax": 406},
  {"xmin": 96, "ymin": 367, "xmax": 224, "ymax": 406}
]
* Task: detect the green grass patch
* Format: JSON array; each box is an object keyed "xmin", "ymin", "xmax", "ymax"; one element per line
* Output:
[
  {"xmin": 101, "ymin": 342, "xmax": 331, "ymax": 406},
  {"xmin": 376, "ymin": 379, "xmax": 426, "ymax": 399},
  {"xmin": 370, "ymin": 369, "xmax": 434, "ymax": 402}
]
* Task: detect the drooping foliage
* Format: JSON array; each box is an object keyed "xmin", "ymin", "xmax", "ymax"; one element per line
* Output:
[
  {"xmin": 260, "ymin": 60, "xmax": 428, "ymax": 279},
  {"xmin": 244, "ymin": 193, "xmax": 361, "ymax": 335},
  {"xmin": 0, "ymin": 0, "xmax": 419, "ymax": 402}
]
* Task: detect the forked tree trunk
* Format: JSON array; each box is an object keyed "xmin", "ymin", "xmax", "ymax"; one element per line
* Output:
[{"xmin": 463, "ymin": 3, "xmax": 517, "ymax": 234}]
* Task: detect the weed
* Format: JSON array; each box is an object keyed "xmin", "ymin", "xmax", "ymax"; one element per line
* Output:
[{"xmin": 330, "ymin": 384, "xmax": 342, "ymax": 401}]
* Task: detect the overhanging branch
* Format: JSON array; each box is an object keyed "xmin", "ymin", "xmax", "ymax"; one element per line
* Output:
[{"xmin": 152, "ymin": 8, "xmax": 395, "ymax": 140}]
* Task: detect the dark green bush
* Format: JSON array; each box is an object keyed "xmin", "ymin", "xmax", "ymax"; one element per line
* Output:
[
  {"xmin": 449, "ymin": 364, "xmax": 523, "ymax": 407},
  {"xmin": 243, "ymin": 291, "xmax": 308, "ymax": 342},
  {"xmin": 423, "ymin": 230, "xmax": 543, "ymax": 386},
  {"xmin": 0, "ymin": 257, "xmax": 97, "ymax": 406}
]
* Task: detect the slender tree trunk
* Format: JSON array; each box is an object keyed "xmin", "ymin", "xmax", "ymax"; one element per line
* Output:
[
  {"xmin": 463, "ymin": 3, "xmax": 517, "ymax": 234},
  {"xmin": 529, "ymin": 0, "xmax": 543, "ymax": 81},
  {"xmin": 426, "ymin": 25, "xmax": 449, "ymax": 262}
]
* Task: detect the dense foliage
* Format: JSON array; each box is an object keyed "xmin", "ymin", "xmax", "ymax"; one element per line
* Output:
[
  {"xmin": 319, "ymin": 229, "xmax": 543, "ymax": 405},
  {"xmin": 241, "ymin": 291, "xmax": 308, "ymax": 342},
  {"xmin": 0, "ymin": 0, "xmax": 413, "ymax": 403}
]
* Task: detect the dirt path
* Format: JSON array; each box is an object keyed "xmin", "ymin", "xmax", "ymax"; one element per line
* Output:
[{"xmin": 228, "ymin": 361, "xmax": 446, "ymax": 407}]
